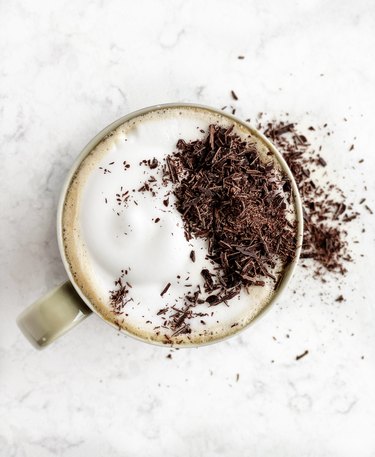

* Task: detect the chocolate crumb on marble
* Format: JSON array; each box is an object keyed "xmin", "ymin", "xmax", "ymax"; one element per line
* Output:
[
  {"xmin": 259, "ymin": 118, "xmax": 358, "ymax": 276},
  {"xmin": 317, "ymin": 156, "xmax": 327, "ymax": 167},
  {"xmin": 296, "ymin": 350, "xmax": 309, "ymax": 360},
  {"xmin": 364, "ymin": 205, "xmax": 373, "ymax": 215}
]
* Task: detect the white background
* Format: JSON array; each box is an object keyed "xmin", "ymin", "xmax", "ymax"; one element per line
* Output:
[{"xmin": 1, "ymin": 1, "xmax": 375, "ymax": 456}]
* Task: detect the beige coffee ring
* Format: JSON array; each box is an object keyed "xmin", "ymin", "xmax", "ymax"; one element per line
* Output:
[{"xmin": 17, "ymin": 103, "xmax": 303, "ymax": 349}]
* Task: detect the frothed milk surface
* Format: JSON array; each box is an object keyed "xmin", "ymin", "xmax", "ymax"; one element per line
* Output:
[{"xmin": 63, "ymin": 107, "xmax": 296, "ymax": 345}]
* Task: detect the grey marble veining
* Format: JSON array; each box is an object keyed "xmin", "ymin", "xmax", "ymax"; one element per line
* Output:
[{"xmin": 1, "ymin": 0, "xmax": 375, "ymax": 456}]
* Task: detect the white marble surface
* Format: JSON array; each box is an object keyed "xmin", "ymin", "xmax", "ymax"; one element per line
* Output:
[{"xmin": 1, "ymin": 0, "xmax": 375, "ymax": 455}]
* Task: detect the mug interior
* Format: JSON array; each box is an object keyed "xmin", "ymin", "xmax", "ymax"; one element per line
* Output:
[{"xmin": 57, "ymin": 103, "xmax": 303, "ymax": 348}]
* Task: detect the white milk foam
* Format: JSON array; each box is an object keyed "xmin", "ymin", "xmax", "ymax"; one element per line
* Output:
[{"xmin": 63, "ymin": 107, "xmax": 295, "ymax": 345}]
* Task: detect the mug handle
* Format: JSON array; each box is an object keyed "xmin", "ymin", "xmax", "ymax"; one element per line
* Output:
[{"xmin": 17, "ymin": 281, "xmax": 92, "ymax": 349}]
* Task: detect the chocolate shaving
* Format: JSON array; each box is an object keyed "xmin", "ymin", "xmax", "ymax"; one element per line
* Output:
[
  {"xmin": 317, "ymin": 156, "xmax": 327, "ymax": 167},
  {"xmin": 160, "ymin": 124, "xmax": 297, "ymax": 334},
  {"xmin": 148, "ymin": 158, "xmax": 159, "ymax": 169},
  {"xmin": 157, "ymin": 307, "xmax": 169, "ymax": 316},
  {"xmin": 165, "ymin": 125, "xmax": 296, "ymax": 291},
  {"xmin": 365, "ymin": 205, "xmax": 373, "ymax": 215},
  {"xmin": 296, "ymin": 350, "xmax": 309, "ymax": 361},
  {"xmin": 231, "ymin": 90, "xmax": 238, "ymax": 101},
  {"xmin": 160, "ymin": 282, "xmax": 171, "ymax": 297},
  {"xmin": 261, "ymin": 119, "xmax": 356, "ymax": 275},
  {"xmin": 109, "ymin": 276, "xmax": 131, "ymax": 314}
]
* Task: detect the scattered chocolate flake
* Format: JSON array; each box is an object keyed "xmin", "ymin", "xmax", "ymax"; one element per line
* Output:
[
  {"xmin": 238, "ymin": 55, "xmax": 245, "ymax": 59},
  {"xmin": 149, "ymin": 158, "xmax": 159, "ymax": 169},
  {"xmin": 138, "ymin": 182, "xmax": 150, "ymax": 192},
  {"xmin": 115, "ymin": 190, "xmax": 130, "ymax": 207},
  {"xmin": 359, "ymin": 198, "xmax": 366, "ymax": 205},
  {"xmin": 166, "ymin": 353, "xmax": 172, "ymax": 359},
  {"xmin": 109, "ymin": 274, "xmax": 133, "ymax": 314},
  {"xmin": 335, "ymin": 295, "xmax": 345, "ymax": 302},
  {"xmin": 296, "ymin": 350, "xmax": 309, "ymax": 361},
  {"xmin": 163, "ymin": 198, "xmax": 169, "ymax": 207},
  {"xmin": 231, "ymin": 108, "xmax": 236, "ymax": 115},
  {"xmin": 138, "ymin": 178, "xmax": 158, "ymax": 197},
  {"xmin": 236, "ymin": 373, "xmax": 240, "ymax": 382},
  {"xmin": 349, "ymin": 144, "xmax": 354, "ymax": 151},
  {"xmin": 365, "ymin": 205, "xmax": 373, "ymax": 215},
  {"xmin": 231, "ymin": 90, "xmax": 238, "ymax": 101},
  {"xmin": 260, "ymin": 118, "xmax": 356, "ymax": 275},
  {"xmin": 190, "ymin": 250, "xmax": 196, "ymax": 262},
  {"xmin": 342, "ymin": 214, "xmax": 357, "ymax": 223},
  {"xmin": 155, "ymin": 217, "xmax": 160, "ymax": 223},
  {"xmin": 99, "ymin": 166, "xmax": 112, "ymax": 174},
  {"xmin": 160, "ymin": 282, "xmax": 171, "ymax": 297},
  {"xmin": 317, "ymin": 156, "xmax": 327, "ymax": 167},
  {"xmin": 157, "ymin": 307, "xmax": 169, "ymax": 316}
]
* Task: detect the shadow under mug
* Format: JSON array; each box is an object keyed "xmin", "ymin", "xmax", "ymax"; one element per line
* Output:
[{"xmin": 17, "ymin": 103, "xmax": 304, "ymax": 349}]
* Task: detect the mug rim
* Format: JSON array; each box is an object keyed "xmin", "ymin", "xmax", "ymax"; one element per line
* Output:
[{"xmin": 57, "ymin": 102, "xmax": 304, "ymax": 348}]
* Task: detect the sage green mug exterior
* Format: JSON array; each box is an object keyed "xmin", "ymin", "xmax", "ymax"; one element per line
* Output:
[{"xmin": 17, "ymin": 103, "xmax": 304, "ymax": 349}]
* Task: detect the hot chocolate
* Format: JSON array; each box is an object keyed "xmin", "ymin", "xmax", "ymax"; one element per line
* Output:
[{"xmin": 62, "ymin": 106, "xmax": 298, "ymax": 345}]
